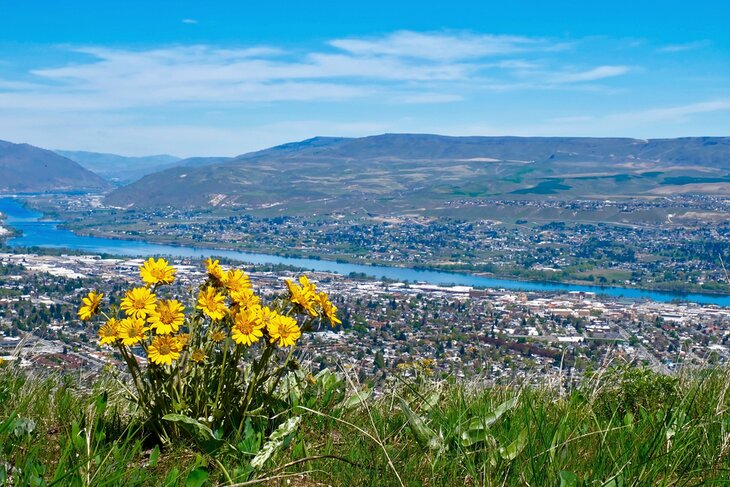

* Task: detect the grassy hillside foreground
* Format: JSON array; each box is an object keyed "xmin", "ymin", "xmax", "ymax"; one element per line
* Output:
[{"xmin": 2, "ymin": 361, "xmax": 730, "ymax": 486}]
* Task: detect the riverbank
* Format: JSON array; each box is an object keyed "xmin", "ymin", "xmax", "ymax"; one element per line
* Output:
[
  {"xmin": 2, "ymin": 196, "xmax": 730, "ymax": 306},
  {"xmin": 56, "ymin": 221, "xmax": 730, "ymax": 299}
]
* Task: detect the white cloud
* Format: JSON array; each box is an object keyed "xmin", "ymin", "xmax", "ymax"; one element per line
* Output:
[
  {"xmin": 330, "ymin": 30, "xmax": 567, "ymax": 61},
  {"xmin": 606, "ymin": 100, "xmax": 730, "ymax": 123},
  {"xmin": 547, "ymin": 100, "xmax": 730, "ymax": 133},
  {"xmin": 0, "ymin": 32, "xmax": 625, "ymax": 112},
  {"xmin": 182, "ymin": 18, "xmax": 198, "ymax": 24},
  {"xmin": 657, "ymin": 40, "xmax": 710, "ymax": 53},
  {"xmin": 547, "ymin": 65, "xmax": 630, "ymax": 83},
  {"xmin": 399, "ymin": 93, "xmax": 464, "ymax": 104},
  {"xmin": 0, "ymin": 30, "xmax": 695, "ymax": 153}
]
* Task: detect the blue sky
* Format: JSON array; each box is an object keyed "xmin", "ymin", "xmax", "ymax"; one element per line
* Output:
[{"xmin": 0, "ymin": 0, "xmax": 728, "ymax": 156}]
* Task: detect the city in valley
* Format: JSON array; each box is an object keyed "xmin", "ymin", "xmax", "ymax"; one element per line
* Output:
[{"xmin": 2, "ymin": 251, "xmax": 728, "ymax": 388}]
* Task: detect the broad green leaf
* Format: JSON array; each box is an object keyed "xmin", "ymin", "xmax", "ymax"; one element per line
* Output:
[
  {"xmin": 421, "ymin": 390, "xmax": 441, "ymax": 412},
  {"xmin": 149, "ymin": 445, "xmax": 160, "ymax": 467},
  {"xmin": 163, "ymin": 414, "xmax": 224, "ymax": 454},
  {"xmin": 398, "ymin": 397, "xmax": 444, "ymax": 453},
  {"xmin": 499, "ymin": 427, "xmax": 528, "ymax": 461},
  {"xmin": 623, "ymin": 411, "xmax": 634, "ymax": 431},
  {"xmin": 485, "ymin": 396, "xmax": 519, "ymax": 428},
  {"xmin": 340, "ymin": 389, "xmax": 373, "ymax": 410},
  {"xmin": 250, "ymin": 416, "xmax": 301, "ymax": 470},
  {"xmin": 460, "ymin": 396, "xmax": 519, "ymax": 447},
  {"xmin": 185, "ymin": 467, "xmax": 209, "ymax": 487},
  {"xmin": 559, "ymin": 470, "xmax": 579, "ymax": 487}
]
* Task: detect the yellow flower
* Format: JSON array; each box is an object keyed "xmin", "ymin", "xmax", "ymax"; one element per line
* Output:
[
  {"xmin": 190, "ymin": 348, "xmax": 206, "ymax": 363},
  {"xmin": 205, "ymin": 258, "xmax": 225, "ymax": 283},
  {"xmin": 120, "ymin": 287, "xmax": 157, "ymax": 319},
  {"xmin": 285, "ymin": 278, "xmax": 317, "ymax": 316},
  {"xmin": 98, "ymin": 318, "xmax": 120, "ymax": 345},
  {"xmin": 148, "ymin": 299, "xmax": 185, "ymax": 334},
  {"xmin": 210, "ymin": 329, "xmax": 227, "ymax": 342},
  {"xmin": 148, "ymin": 335, "xmax": 181, "ymax": 365},
  {"xmin": 78, "ymin": 290, "xmax": 103, "ymax": 321},
  {"xmin": 230, "ymin": 288, "xmax": 260, "ymax": 310},
  {"xmin": 177, "ymin": 333, "xmax": 190, "ymax": 348},
  {"xmin": 0, "ymin": 358, "xmax": 6, "ymax": 367},
  {"xmin": 231, "ymin": 307, "xmax": 264, "ymax": 346},
  {"xmin": 118, "ymin": 317, "xmax": 148, "ymax": 346},
  {"xmin": 223, "ymin": 268, "xmax": 251, "ymax": 293},
  {"xmin": 267, "ymin": 314, "xmax": 301, "ymax": 347},
  {"xmin": 197, "ymin": 286, "xmax": 228, "ymax": 321},
  {"xmin": 139, "ymin": 257, "xmax": 176, "ymax": 287},
  {"xmin": 299, "ymin": 275, "xmax": 318, "ymax": 294},
  {"xmin": 318, "ymin": 292, "xmax": 342, "ymax": 326},
  {"xmin": 254, "ymin": 305, "xmax": 275, "ymax": 328}
]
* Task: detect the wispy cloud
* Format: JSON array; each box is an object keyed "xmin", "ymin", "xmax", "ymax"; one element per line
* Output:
[
  {"xmin": 330, "ymin": 30, "xmax": 568, "ymax": 61},
  {"xmin": 0, "ymin": 31, "xmax": 627, "ymax": 112},
  {"xmin": 181, "ymin": 18, "xmax": 198, "ymax": 25},
  {"xmin": 657, "ymin": 40, "xmax": 710, "ymax": 53},
  {"xmin": 547, "ymin": 65, "xmax": 630, "ymax": 83},
  {"xmin": 606, "ymin": 99, "xmax": 730, "ymax": 123},
  {"xmin": 550, "ymin": 100, "xmax": 730, "ymax": 127}
]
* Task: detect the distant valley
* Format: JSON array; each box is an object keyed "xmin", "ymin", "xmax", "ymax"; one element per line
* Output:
[{"xmin": 55, "ymin": 150, "xmax": 232, "ymax": 184}]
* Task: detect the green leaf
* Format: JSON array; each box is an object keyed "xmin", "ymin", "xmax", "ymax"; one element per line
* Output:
[
  {"xmin": 149, "ymin": 445, "xmax": 160, "ymax": 467},
  {"xmin": 315, "ymin": 368, "xmax": 341, "ymax": 393},
  {"xmin": 559, "ymin": 470, "xmax": 579, "ymax": 487},
  {"xmin": 460, "ymin": 396, "xmax": 519, "ymax": 448},
  {"xmin": 398, "ymin": 397, "xmax": 444, "ymax": 453},
  {"xmin": 339, "ymin": 389, "xmax": 373, "ymax": 411},
  {"xmin": 163, "ymin": 414, "xmax": 224, "ymax": 454},
  {"xmin": 499, "ymin": 427, "xmax": 528, "ymax": 461},
  {"xmin": 250, "ymin": 416, "xmax": 301, "ymax": 470},
  {"xmin": 185, "ymin": 467, "xmax": 209, "ymax": 487},
  {"xmin": 623, "ymin": 411, "xmax": 634, "ymax": 431},
  {"xmin": 485, "ymin": 396, "xmax": 519, "ymax": 428},
  {"xmin": 94, "ymin": 391, "xmax": 108, "ymax": 418},
  {"xmin": 460, "ymin": 419, "xmax": 491, "ymax": 447}
]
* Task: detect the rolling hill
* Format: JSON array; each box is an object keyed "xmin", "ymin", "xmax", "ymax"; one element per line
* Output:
[
  {"xmin": 0, "ymin": 140, "xmax": 111, "ymax": 193},
  {"xmin": 104, "ymin": 134, "xmax": 730, "ymax": 211}
]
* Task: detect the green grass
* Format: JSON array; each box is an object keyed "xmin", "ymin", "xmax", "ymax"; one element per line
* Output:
[{"xmin": 2, "ymin": 363, "xmax": 730, "ymax": 485}]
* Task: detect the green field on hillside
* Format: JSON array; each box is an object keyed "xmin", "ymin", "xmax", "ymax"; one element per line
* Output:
[{"xmin": 2, "ymin": 362, "xmax": 730, "ymax": 486}]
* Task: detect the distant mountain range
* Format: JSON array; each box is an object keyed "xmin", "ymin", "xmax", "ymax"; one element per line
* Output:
[
  {"xmin": 104, "ymin": 134, "xmax": 730, "ymax": 210},
  {"xmin": 54, "ymin": 150, "xmax": 183, "ymax": 183},
  {"xmin": 0, "ymin": 140, "xmax": 111, "ymax": 193},
  {"xmin": 3, "ymin": 134, "xmax": 729, "ymax": 204}
]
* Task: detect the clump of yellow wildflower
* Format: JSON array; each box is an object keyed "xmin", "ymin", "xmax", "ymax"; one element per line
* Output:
[{"xmin": 79, "ymin": 257, "xmax": 342, "ymax": 443}]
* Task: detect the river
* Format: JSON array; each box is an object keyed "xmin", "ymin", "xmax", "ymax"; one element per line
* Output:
[{"xmin": 1, "ymin": 197, "xmax": 729, "ymax": 306}]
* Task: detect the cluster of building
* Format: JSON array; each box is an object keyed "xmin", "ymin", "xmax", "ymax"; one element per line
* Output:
[{"xmin": 2, "ymin": 251, "xmax": 728, "ymax": 387}]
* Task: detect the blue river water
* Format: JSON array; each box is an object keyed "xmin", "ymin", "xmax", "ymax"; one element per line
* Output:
[{"xmin": 1, "ymin": 197, "xmax": 729, "ymax": 306}]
